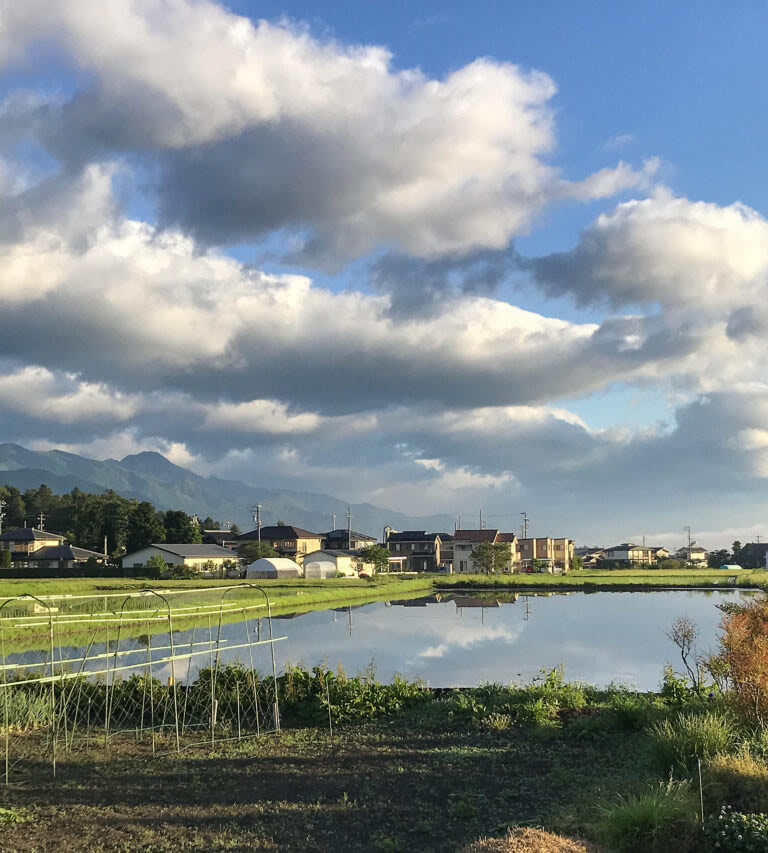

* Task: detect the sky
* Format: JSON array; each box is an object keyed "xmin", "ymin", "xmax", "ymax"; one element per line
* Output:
[{"xmin": 1, "ymin": 1, "xmax": 768, "ymax": 549}]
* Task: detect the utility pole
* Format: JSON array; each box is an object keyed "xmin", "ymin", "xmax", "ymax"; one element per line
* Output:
[
  {"xmin": 332, "ymin": 513, "xmax": 336, "ymax": 530},
  {"xmin": 0, "ymin": 498, "xmax": 5, "ymax": 535},
  {"xmin": 346, "ymin": 507, "xmax": 352, "ymax": 550},
  {"xmin": 251, "ymin": 504, "xmax": 262, "ymax": 545},
  {"xmin": 479, "ymin": 509, "xmax": 483, "ymax": 529},
  {"xmin": 38, "ymin": 511, "xmax": 45, "ymax": 531},
  {"xmin": 520, "ymin": 512, "xmax": 529, "ymax": 540},
  {"xmin": 684, "ymin": 526, "xmax": 692, "ymax": 565}
]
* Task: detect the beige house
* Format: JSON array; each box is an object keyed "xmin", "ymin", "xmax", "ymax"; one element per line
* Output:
[
  {"xmin": 0, "ymin": 528, "xmax": 65, "ymax": 554},
  {"xmin": 236, "ymin": 525, "xmax": 324, "ymax": 566},
  {"xmin": 0, "ymin": 528, "xmax": 107, "ymax": 570},
  {"xmin": 519, "ymin": 537, "xmax": 574, "ymax": 572},
  {"xmin": 122, "ymin": 544, "xmax": 236, "ymax": 571},
  {"xmin": 604, "ymin": 543, "xmax": 669, "ymax": 565}
]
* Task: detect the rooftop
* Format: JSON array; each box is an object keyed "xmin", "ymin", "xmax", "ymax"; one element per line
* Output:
[
  {"xmin": 141, "ymin": 544, "xmax": 235, "ymax": 558},
  {"xmin": 453, "ymin": 529, "xmax": 499, "ymax": 543},
  {"xmin": 0, "ymin": 528, "xmax": 65, "ymax": 542},
  {"xmin": 238, "ymin": 525, "xmax": 321, "ymax": 541}
]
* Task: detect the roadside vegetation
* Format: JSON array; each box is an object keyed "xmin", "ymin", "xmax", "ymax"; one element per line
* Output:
[{"xmin": 0, "ymin": 596, "xmax": 766, "ymax": 851}]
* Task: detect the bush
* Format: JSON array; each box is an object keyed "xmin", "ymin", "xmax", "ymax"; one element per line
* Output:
[
  {"xmin": 703, "ymin": 806, "xmax": 768, "ymax": 852},
  {"xmin": 706, "ymin": 752, "xmax": 768, "ymax": 813},
  {"xmin": 648, "ymin": 712, "xmax": 738, "ymax": 773},
  {"xmin": 610, "ymin": 691, "xmax": 664, "ymax": 732},
  {"xmin": 596, "ymin": 779, "xmax": 699, "ymax": 852}
]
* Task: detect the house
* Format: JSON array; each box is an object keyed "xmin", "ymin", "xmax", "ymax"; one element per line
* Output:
[
  {"xmin": 201, "ymin": 529, "xmax": 238, "ymax": 549},
  {"xmin": 519, "ymin": 537, "xmax": 572, "ymax": 572},
  {"xmin": 452, "ymin": 530, "xmax": 519, "ymax": 573},
  {"xmin": 0, "ymin": 528, "xmax": 107, "ymax": 570},
  {"xmin": 323, "ymin": 529, "xmax": 377, "ymax": 550},
  {"xmin": 236, "ymin": 525, "xmax": 324, "ymax": 566},
  {"xmin": 674, "ymin": 546, "xmax": 708, "ymax": 564},
  {"xmin": 577, "ymin": 548, "xmax": 605, "ymax": 568},
  {"xmin": 385, "ymin": 531, "xmax": 449, "ymax": 572},
  {"xmin": 121, "ymin": 544, "xmax": 236, "ymax": 571},
  {"xmin": 304, "ymin": 549, "xmax": 359, "ymax": 578},
  {"xmin": 604, "ymin": 543, "xmax": 669, "ymax": 565},
  {"xmin": 246, "ymin": 557, "xmax": 302, "ymax": 579},
  {"xmin": 0, "ymin": 528, "xmax": 66, "ymax": 554}
]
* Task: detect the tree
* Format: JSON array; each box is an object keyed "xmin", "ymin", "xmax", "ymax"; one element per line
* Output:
[
  {"xmin": 717, "ymin": 597, "xmax": 768, "ymax": 721},
  {"xmin": 201, "ymin": 517, "xmax": 219, "ymax": 530},
  {"xmin": 732, "ymin": 541, "xmax": 743, "ymax": 566},
  {"xmin": 229, "ymin": 523, "xmax": 241, "ymax": 536},
  {"xmin": 708, "ymin": 549, "xmax": 731, "ymax": 568},
  {"xmin": 236, "ymin": 541, "xmax": 277, "ymax": 563},
  {"xmin": 126, "ymin": 502, "xmax": 166, "ymax": 553},
  {"xmin": 571, "ymin": 554, "xmax": 583, "ymax": 571},
  {"xmin": 163, "ymin": 510, "xmax": 202, "ymax": 544},
  {"xmin": 0, "ymin": 550, "xmax": 11, "ymax": 569},
  {"xmin": 358, "ymin": 544, "xmax": 390, "ymax": 575},
  {"xmin": 276, "ymin": 520, "xmax": 286, "ymax": 526},
  {"xmin": 471, "ymin": 541, "xmax": 512, "ymax": 574}
]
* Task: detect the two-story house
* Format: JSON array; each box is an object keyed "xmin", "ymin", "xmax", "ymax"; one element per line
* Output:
[
  {"xmin": 604, "ymin": 543, "xmax": 669, "ymax": 565},
  {"xmin": 0, "ymin": 528, "xmax": 107, "ymax": 570},
  {"xmin": 323, "ymin": 529, "xmax": 378, "ymax": 550},
  {"xmin": 236, "ymin": 525, "xmax": 324, "ymax": 566},
  {"xmin": 452, "ymin": 530, "xmax": 520, "ymax": 573},
  {"xmin": 386, "ymin": 531, "xmax": 445, "ymax": 572}
]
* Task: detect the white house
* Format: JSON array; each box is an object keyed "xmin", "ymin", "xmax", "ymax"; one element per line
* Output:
[
  {"xmin": 246, "ymin": 557, "xmax": 302, "ymax": 579},
  {"xmin": 303, "ymin": 549, "xmax": 359, "ymax": 578},
  {"xmin": 122, "ymin": 544, "xmax": 236, "ymax": 570}
]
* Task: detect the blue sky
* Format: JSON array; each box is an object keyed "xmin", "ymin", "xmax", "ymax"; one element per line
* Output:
[{"xmin": 2, "ymin": 1, "xmax": 768, "ymax": 547}]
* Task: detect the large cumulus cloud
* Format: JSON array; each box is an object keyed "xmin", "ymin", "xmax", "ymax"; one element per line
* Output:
[{"xmin": 0, "ymin": 0, "xmax": 649, "ymax": 263}]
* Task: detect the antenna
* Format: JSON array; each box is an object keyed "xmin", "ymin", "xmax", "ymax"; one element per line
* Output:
[
  {"xmin": 684, "ymin": 526, "xmax": 692, "ymax": 565},
  {"xmin": 346, "ymin": 506, "xmax": 352, "ymax": 550},
  {"xmin": 250, "ymin": 504, "xmax": 262, "ymax": 544},
  {"xmin": 520, "ymin": 512, "xmax": 529, "ymax": 539}
]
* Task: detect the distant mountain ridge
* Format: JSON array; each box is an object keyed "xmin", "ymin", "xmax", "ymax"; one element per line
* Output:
[{"xmin": 0, "ymin": 444, "xmax": 455, "ymax": 538}]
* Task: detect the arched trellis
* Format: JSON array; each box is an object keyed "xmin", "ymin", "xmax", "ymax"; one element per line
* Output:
[{"xmin": 0, "ymin": 583, "xmax": 286, "ymax": 782}]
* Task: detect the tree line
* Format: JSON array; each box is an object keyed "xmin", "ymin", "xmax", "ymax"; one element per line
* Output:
[{"xmin": 0, "ymin": 484, "xmax": 239, "ymax": 557}]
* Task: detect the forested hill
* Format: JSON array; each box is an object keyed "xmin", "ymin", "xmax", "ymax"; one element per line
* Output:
[{"xmin": 0, "ymin": 444, "xmax": 454, "ymax": 540}]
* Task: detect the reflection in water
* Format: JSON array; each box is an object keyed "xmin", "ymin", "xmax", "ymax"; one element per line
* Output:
[{"xmin": 6, "ymin": 590, "xmax": 756, "ymax": 690}]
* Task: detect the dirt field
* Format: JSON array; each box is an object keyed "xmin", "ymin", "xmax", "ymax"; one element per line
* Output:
[{"xmin": 0, "ymin": 719, "xmax": 649, "ymax": 852}]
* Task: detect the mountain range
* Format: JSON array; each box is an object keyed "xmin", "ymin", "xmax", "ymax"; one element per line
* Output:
[{"xmin": 0, "ymin": 443, "xmax": 455, "ymax": 538}]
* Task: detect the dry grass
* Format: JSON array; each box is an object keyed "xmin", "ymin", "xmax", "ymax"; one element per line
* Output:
[{"xmin": 462, "ymin": 826, "xmax": 610, "ymax": 853}]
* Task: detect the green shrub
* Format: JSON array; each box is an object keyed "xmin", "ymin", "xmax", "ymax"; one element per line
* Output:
[
  {"xmin": 706, "ymin": 752, "xmax": 768, "ymax": 813},
  {"xmin": 742, "ymin": 725, "xmax": 768, "ymax": 760},
  {"xmin": 703, "ymin": 806, "xmax": 768, "ymax": 852},
  {"xmin": 596, "ymin": 779, "xmax": 699, "ymax": 852},
  {"xmin": 610, "ymin": 691, "xmax": 664, "ymax": 732},
  {"xmin": 648, "ymin": 712, "xmax": 738, "ymax": 773}
]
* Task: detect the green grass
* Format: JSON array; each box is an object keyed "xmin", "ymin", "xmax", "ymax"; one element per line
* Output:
[
  {"xmin": 647, "ymin": 711, "xmax": 739, "ymax": 773},
  {"xmin": 595, "ymin": 779, "xmax": 699, "ymax": 852},
  {"xmin": 437, "ymin": 567, "xmax": 768, "ymax": 590}
]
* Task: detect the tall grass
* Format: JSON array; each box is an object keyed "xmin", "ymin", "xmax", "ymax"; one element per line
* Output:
[
  {"xmin": 596, "ymin": 779, "xmax": 699, "ymax": 852},
  {"xmin": 647, "ymin": 711, "xmax": 738, "ymax": 773}
]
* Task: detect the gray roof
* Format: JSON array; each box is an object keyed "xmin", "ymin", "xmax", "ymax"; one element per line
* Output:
[
  {"xmin": 324, "ymin": 529, "xmax": 377, "ymax": 541},
  {"xmin": 238, "ymin": 525, "xmax": 321, "ymax": 541},
  {"xmin": 12, "ymin": 545, "xmax": 105, "ymax": 561},
  {"xmin": 149, "ymin": 544, "xmax": 235, "ymax": 558},
  {"xmin": 0, "ymin": 528, "xmax": 65, "ymax": 542}
]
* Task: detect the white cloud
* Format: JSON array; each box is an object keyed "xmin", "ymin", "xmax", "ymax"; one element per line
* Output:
[{"xmin": 1, "ymin": 0, "xmax": 650, "ymax": 262}]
